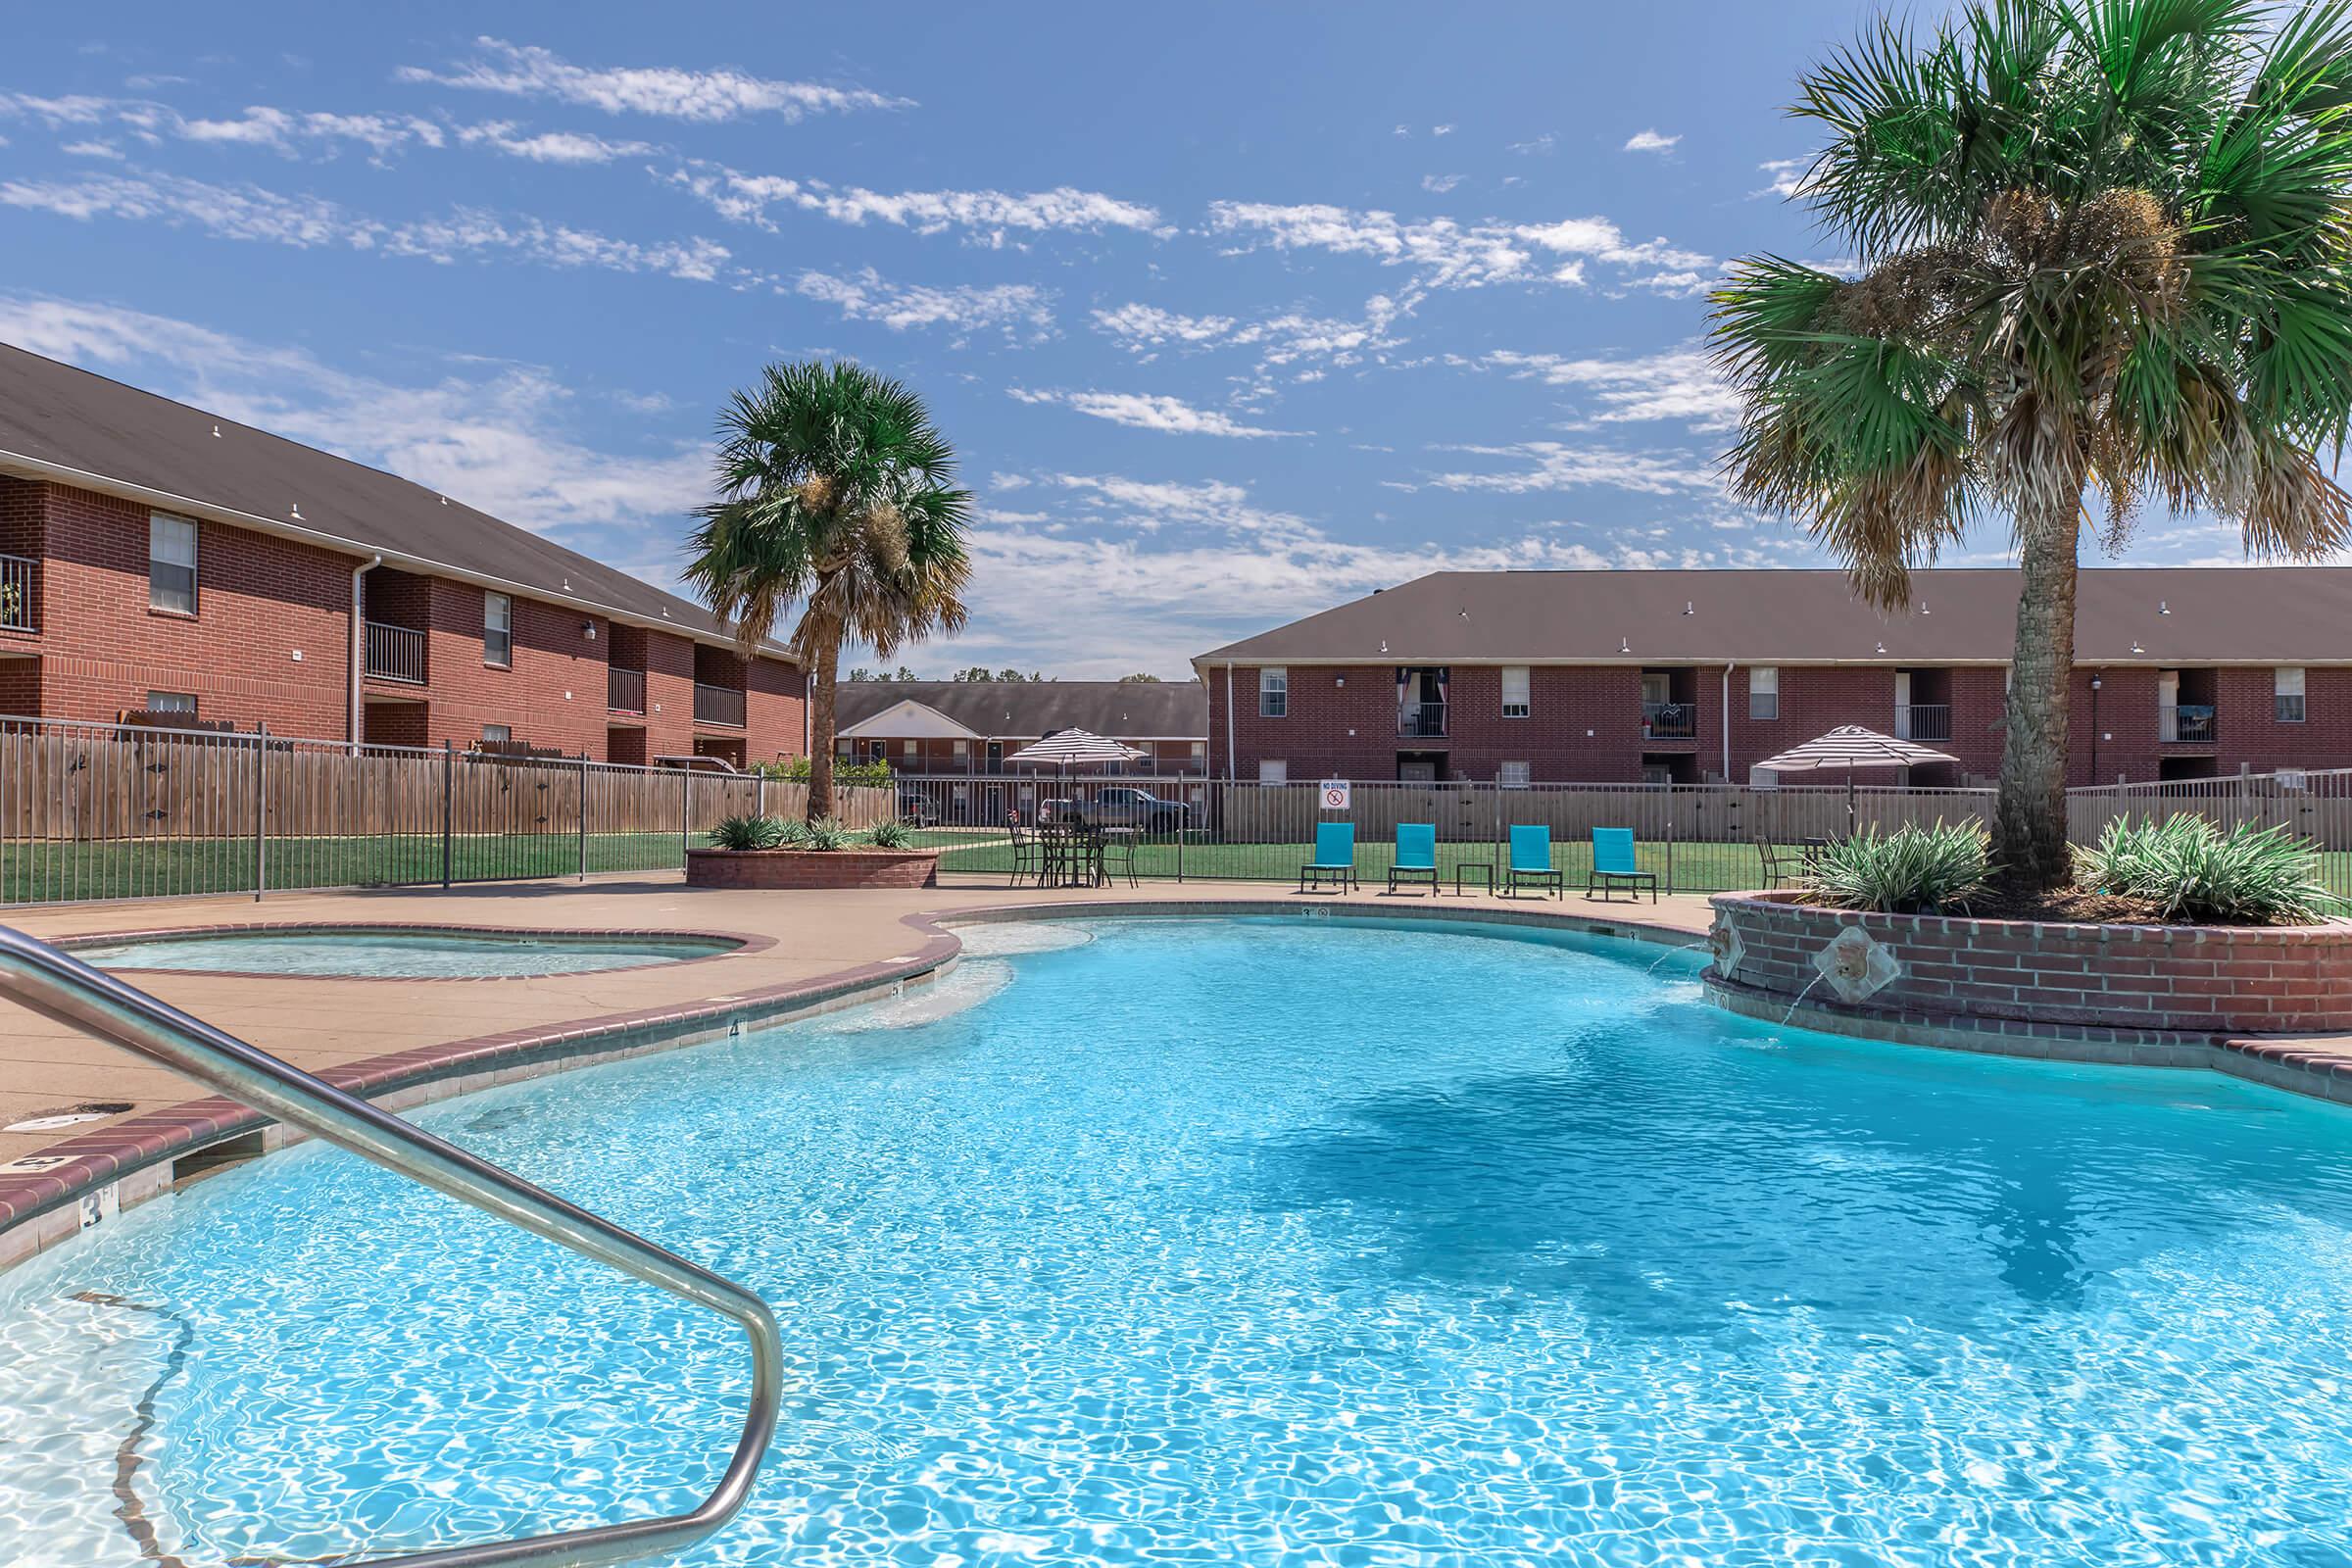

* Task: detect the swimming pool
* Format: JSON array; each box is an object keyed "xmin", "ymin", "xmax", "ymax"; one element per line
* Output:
[
  {"xmin": 68, "ymin": 926, "xmax": 739, "ymax": 979},
  {"xmin": 5, "ymin": 914, "xmax": 2352, "ymax": 1566}
]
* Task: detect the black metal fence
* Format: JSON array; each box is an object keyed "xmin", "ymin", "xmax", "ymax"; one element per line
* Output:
[{"xmin": 0, "ymin": 716, "xmax": 891, "ymax": 906}]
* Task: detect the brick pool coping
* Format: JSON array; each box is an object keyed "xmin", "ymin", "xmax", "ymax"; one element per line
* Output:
[
  {"xmin": 45, "ymin": 920, "xmax": 774, "ymax": 983},
  {"xmin": 6, "ymin": 891, "xmax": 2352, "ymax": 1275}
]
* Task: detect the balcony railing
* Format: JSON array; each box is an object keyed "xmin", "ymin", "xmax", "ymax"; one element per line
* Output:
[
  {"xmin": 2162, "ymin": 704, "xmax": 2218, "ymax": 744},
  {"xmin": 608, "ymin": 664, "xmax": 646, "ymax": 714},
  {"xmin": 1642, "ymin": 700, "xmax": 1696, "ymax": 740},
  {"xmin": 694, "ymin": 681, "xmax": 747, "ymax": 728},
  {"xmin": 1397, "ymin": 701, "xmax": 1448, "ymax": 739},
  {"xmin": 363, "ymin": 620, "xmax": 426, "ymax": 685},
  {"xmin": 0, "ymin": 553, "xmax": 34, "ymax": 632},
  {"xmin": 1896, "ymin": 704, "xmax": 1951, "ymax": 742}
]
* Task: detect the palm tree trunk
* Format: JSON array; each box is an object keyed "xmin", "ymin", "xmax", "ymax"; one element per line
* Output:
[
  {"xmin": 1994, "ymin": 481, "xmax": 2084, "ymax": 891},
  {"xmin": 807, "ymin": 629, "xmax": 841, "ymax": 822}
]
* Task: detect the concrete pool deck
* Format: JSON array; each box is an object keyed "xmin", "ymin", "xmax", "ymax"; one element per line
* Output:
[{"xmin": 0, "ymin": 873, "xmax": 1720, "ymax": 1268}]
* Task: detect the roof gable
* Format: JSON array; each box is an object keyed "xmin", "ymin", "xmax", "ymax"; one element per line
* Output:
[{"xmin": 836, "ymin": 698, "xmax": 983, "ymax": 740}]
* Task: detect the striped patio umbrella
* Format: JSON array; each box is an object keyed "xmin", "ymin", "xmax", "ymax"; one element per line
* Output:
[
  {"xmin": 1006, "ymin": 728, "xmax": 1147, "ymax": 768},
  {"xmin": 1752, "ymin": 725, "xmax": 1960, "ymax": 831}
]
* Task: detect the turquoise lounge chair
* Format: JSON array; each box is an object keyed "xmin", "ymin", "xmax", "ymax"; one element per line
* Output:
[
  {"xmin": 1586, "ymin": 826, "xmax": 1658, "ymax": 903},
  {"xmin": 1505, "ymin": 824, "xmax": 1563, "ymax": 899},
  {"xmin": 1298, "ymin": 821, "xmax": 1357, "ymax": 894},
  {"xmin": 1389, "ymin": 822, "xmax": 1438, "ymax": 895}
]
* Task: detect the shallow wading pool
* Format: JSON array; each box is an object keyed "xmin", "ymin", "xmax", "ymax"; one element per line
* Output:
[
  {"xmin": 67, "ymin": 926, "xmax": 740, "ymax": 979},
  {"xmin": 4, "ymin": 915, "xmax": 2351, "ymax": 1566}
]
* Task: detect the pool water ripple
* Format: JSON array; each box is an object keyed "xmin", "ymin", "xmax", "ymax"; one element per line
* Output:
[{"xmin": 5, "ymin": 916, "xmax": 2352, "ymax": 1566}]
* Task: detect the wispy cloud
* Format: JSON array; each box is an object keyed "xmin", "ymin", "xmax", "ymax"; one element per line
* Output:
[
  {"xmin": 1425, "ymin": 440, "xmax": 1720, "ymax": 497},
  {"xmin": 176, "ymin": 105, "xmax": 446, "ymax": 158},
  {"xmin": 1007, "ymin": 388, "xmax": 1303, "ymax": 438},
  {"xmin": 0, "ymin": 89, "xmax": 634, "ymax": 168},
  {"xmin": 1623, "ymin": 128, "xmax": 1680, "ymax": 153},
  {"xmin": 1089, "ymin": 295, "xmax": 1404, "ymax": 369},
  {"xmin": 454, "ymin": 122, "xmax": 654, "ymax": 164},
  {"xmin": 1206, "ymin": 200, "xmax": 1711, "ymax": 292},
  {"xmin": 666, "ymin": 163, "xmax": 1167, "ymax": 241},
  {"xmin": 0, "ymin": 170, "xmax": 730, "ymax": 281},
  {"xmin": 1509, "ymin": 133, "xmax": 1556, "ymax": 156},
  {"xmin": 1420, "ymin": 173, "xmax": 1464, "ymax": 194},
  {"xmin": 396, "ymin": 37, "xmax": 906, "ymax": 123},
  {"xmin": 1476, "ymin": 346, "xmax": 1738, "ymax": 428},
  {"xmin": 794, "ymin": 267, "xmax": 1054, "ymax": 339},
  {"xmin": 1754, "ymin": 157, "xmax": 1809, "ymax": 199}
]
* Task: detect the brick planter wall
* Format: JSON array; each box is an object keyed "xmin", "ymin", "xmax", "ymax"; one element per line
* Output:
[
  {"xmin": 686, "ymin": 847, "xmax": 939, "ymax": 890},
  {"xmin": 1709, "ymin": 891, "xmax": 2352, "ymax": 1036}
]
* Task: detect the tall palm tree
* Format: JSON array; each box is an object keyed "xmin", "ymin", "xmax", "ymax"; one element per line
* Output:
[
  {"xmin": 1712, "ymin": 0, "xmax": 2352, "ymax": 889},
  {"xmin": 688, "ymin": 361, "xmax": 971, "ymax": 819}
]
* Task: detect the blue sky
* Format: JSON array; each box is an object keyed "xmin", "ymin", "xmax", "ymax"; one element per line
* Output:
[{"xmin": 0, "ymin": 3, "xmax": 2283, "ymax": 677}]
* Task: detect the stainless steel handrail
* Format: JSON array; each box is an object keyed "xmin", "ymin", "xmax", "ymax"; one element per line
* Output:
[{"xmin": 0, "ymin": 923, "xmax": 782, "ymax": 1568}]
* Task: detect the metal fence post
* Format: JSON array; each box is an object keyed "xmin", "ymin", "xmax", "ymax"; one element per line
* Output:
[
  {"xmin": 441, "ymin": 739, "xmax": 455, "ymax": 889},
  {"xmin": 578, "ymin": 755, "xmax": 589, "ymax": 882},
  {"xmin": 681, "ymin": 767, "xmax": 692, "ymax": 862},
  {"xmin": 253, "ymin": 722, "xmax": 269, "ymax": 902},
  {"xmin": 756, "ymin": 770, "xmax": 766, "ymax": 820}
]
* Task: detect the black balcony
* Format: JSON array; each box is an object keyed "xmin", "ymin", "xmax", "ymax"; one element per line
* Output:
[
  {"xmin": 1642, "ymin": 700, "xmax": 1696, "ymax": 740},
  {"xmin": 1397, "ymin": 701, "xmax": 1448, "ymax": 738},
  {"xmin": 364, "ymin": 620, "xmax": 426, "ymax": 684},
  {"xmin": 2163, "ymin": 704, "xmax": 2218, "ymax": 744},
  {"xmin": 1897, "ymin": 704, "xmax": 1951, "ymax": 742},
  {"xmin": 694, "ymin": 681, "xmax": 746, "ymax": 728},
  {"xmin": 608, "ymin": 664, "xmax": 646, "ymax": 714}
]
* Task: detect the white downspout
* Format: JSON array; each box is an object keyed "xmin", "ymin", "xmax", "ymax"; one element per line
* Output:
[
  {"xmin": 349, "ymin": 555, "xmax": 380, "ymax": 749},
  {"xmin": 803, "ymin": 667, "xmax": 812, "ymax": 760},
  {"xmin": 1224, "ymin": 663, "xmax": 1236, "ymax": 782},
  {"xmin": 1721, "ymin": 662, "xmax": 1735, "ymax": 784}
]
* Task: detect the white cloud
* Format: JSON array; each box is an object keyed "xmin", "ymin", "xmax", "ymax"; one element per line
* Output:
[
  {"xmin": 59, "ymin": 140, "xmax": 123, "ymax": 160},
  {"xmin": 1509, "ymin": 133, "xmax": 1556, "ymax": 156},
  {"xmin": 1426, "ymin": 440, "xmax": 1720, "ymax": 497},
  {"xmin": 794, "ymin": 267, "xmax": 1054, "ymax": 339},
  {"xmin": 1432, "ymin": 123, "xmax": 1455, "ymax": 136},
  {"xmin": 1089, "ymin": 303, "xmax": 1238, "ymax": 348},
  {"xmin": 1007, "ymin": 388, "xmax": 1302, "ymax": 438},
  {"xmin": 396, "ymin": 37, "xmax": 907, "ymax": 122},
  {"xmin": 667, "ymin": 163, "xmax": 1166, "ymax": 241},
  {"xmin": 1623, "ymin": 128, "xmax": 1680, "ymax": 154},
  {"xmin": 1478, "ymin": 346, "xmax": 1738, "ymax": 427},
  {"xmin": 1206, "ymin": 199, "xmax": 1711, "ymax": 290},
  {"xmin": 1089, "ymin": 294, "xmax": 1405, "ymax": 369},
  {"xmin": 1420, "ymin": 173, "xmax": 1464, "ymax": 194},
  {"xmin": 0, "ymin": 170, "xmax": 731, "ymax": 281},
  {"xmin": 0, "ymin": 293, "xmax": 710, "ymax": 544},
  {"xmin": 1754, "ymin": 158, "xmax": 1809, "ymax": 199},
  {"xmin": 455, "ymin": 122, "xmax": 654, "ymax": 164},
  {"xmin": 176, "ymin": 105, "xmax": 446, "ymax": 158}
]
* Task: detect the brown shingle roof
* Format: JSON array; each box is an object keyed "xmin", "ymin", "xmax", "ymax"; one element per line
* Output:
[
  {"xmin": 1195, "ymin": 566, "xmax": 2352, "ymax": 666},
  {"xmin": 0, "ymin": 342, "xmax": 780, "ymax": 656},
  {"xmin": 832, "ymin": 680, "xmax": 1206, "ymax": 738}
]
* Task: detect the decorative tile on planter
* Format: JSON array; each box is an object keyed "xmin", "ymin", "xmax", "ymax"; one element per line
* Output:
[{"xmin": 1814, "ymin": 924, "xmax": 1901, "ymax": 1004}]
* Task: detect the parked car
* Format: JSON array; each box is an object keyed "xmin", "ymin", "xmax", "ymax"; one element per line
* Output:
[
  {"xmin": 1054, "ymin": 786, "xmax": 1191, "ymax": 832},
  {"xmin": 897, "ymin": 788, "xmax": 940, "ymax": 828}
]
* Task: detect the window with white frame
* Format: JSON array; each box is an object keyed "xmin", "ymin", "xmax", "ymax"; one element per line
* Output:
[
  {"xmin": 148, "ymin": 514, "xmax": 197, "ymax": 614},
  {"xmin": 1500, "ymin": 665, "xmax": 1531, "ymax": 718},
  {"xmin": 1748, "ymin": 764, "xmax": 1781, "ymax": 790},
  {"xmin": 1498, "ymin": 760, "xmax": 1531, "ymax": 787},
  {"xmin": 482, "ymin": 723, "xmax": 512, "ymax": 745},
  {"xmin": 2277, "ymin": 665, "xmax": 2307, "ymax": 722},
  {"xmin": 1259, "ymin": 760, "xmax": 1288, "ymax": 785},
  {"xmin": 483, "ymin": 591, "xmax": 513, "ymax": 667},
  {"xmin": 146, "ymin": 691, "xmax": 196, "ymax": 714},
  {"xmin": 953, "ymin": 739, "xmax": 969, "ymax": 758},
  {"xmin": 1749, "ymin": 665, "xmax": 1780, "ymax": 720},
  {"xmin": 1258, "ymin": 666, "xmax": 1288, "ymax": 717}
]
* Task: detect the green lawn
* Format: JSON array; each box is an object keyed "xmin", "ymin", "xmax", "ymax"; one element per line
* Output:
[{"xmin": 0, "ymin": 831, "xmax": 702, "ymax": 905}]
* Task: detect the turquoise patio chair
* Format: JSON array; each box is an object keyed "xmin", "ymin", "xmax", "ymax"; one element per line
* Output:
[
  {"xmin": 1505, "ymin": 824, "xmax": 1564, "ymax": 899},
  {"xmin": 1389, "ymin": 822, "xmax": 1439, "ymax": 896},
  {"xmin": 1298, "ymin": 821, "xmax": 1358, "ymax": 894},
  {"xmin": 1586, "ymin": 826, "xmax": 1658, "ymax": 904}
]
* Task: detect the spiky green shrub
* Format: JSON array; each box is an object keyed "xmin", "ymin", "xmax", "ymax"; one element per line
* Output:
[
  {"xmin": 711, "ymin": 813, "xmax": 789, "ymax": 852},
  {"xmin": 866, "ymin": 819, "xmax": 916, "ymax": 850},
  {"xmin": 1805, "ymin": 821, "xmax": 1992, "ymax": 914},
  {"xmin": 2077, "ymin": 815, "xmax": 2332, "ymax": 925},
  {"xmin": 773, "ymin": 815, "xmax": 810, "ymax": 848},
  {"xmin": 803, "ymin": 815, "xmax": 853, "ymax": 852}
]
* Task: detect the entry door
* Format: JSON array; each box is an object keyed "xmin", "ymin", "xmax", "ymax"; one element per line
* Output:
[
  {"xmin": 1641, "ymin": 671, "xmax": 1672, "ymax": 706},
  {"xmin": 2157, "ymin": 670, "xmax": 2180, "ymax": 741},
  {"xmin": 983, "ymin": 783, "xmax": 1004, "ymax": 822},
  {"xmin": 1893, "ymin": 671, "xmax": 1913, "ymax": 738}
]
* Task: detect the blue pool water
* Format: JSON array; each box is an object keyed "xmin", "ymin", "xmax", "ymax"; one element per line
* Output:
[
  {"xmin": 6, "ymin": 915, "xmax": 2352, "ymax": 1567},
  {"xmin": 71, "ymin": 927, "xmax": 736, "ymax": 978}
]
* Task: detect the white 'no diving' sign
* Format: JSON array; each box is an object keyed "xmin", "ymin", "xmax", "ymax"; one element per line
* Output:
[{"xmin": 1320, "ymin": 779, "xmax": 1351, "ymax": 810}]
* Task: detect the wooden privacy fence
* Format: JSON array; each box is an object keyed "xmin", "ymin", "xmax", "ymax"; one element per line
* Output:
[{"xmin": 0, "ymin": 718, "xmax": 892, "ymax": 906}]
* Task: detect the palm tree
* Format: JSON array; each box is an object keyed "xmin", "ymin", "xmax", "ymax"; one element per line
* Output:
[
  {"xmin": 687, "ymin": 361, "xmax": 971, "ymax": 819},
  {"xmin": 1711, "ymin": 0, "xmax": 2352, "ymax": 889}
]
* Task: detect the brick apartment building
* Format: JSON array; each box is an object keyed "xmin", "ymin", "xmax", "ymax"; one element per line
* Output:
[
  {"xmin": 834, "ymin": 679, "xmax": 1207, "ymax": 774},
  {"xmin": 0, "ymin": 344, "xmax": 804, "ymax": 766},
  {"xmin": 1196, "ymin": 567, "xmax": 2352, "ymax": 787}
]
